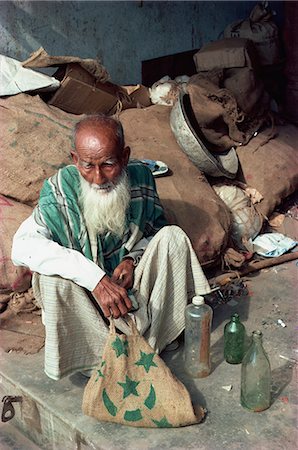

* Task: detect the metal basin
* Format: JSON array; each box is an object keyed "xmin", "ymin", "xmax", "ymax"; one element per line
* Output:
[{"xmin": 170, "ymin": 93, "xmax": 239, "ymax": 178}]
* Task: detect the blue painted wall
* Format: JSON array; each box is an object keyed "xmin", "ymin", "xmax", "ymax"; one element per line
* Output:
[{"xmin": 0, "ymin": 1, "xmax": 284, "ymax": 84}]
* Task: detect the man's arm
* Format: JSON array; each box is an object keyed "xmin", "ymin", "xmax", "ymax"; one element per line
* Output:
[
  {"xmin": 12, "ymin": 214, "xmax": 132, "ymax": 318},
  {"xmin": 12, "ymin": 214, "xmax": 105, "ymax": 292},
  {"xmin": 122, "ymin": 236, "xmax": 153, "ymax": 266}
]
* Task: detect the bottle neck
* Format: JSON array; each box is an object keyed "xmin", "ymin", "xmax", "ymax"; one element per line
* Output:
[
  {"xmin": 252, "ymin": 331, "xmax": 263, "ymax": 346},
  {"xmin": 231, "ymin": 315, "xmax": 240, "ymax": 323}
]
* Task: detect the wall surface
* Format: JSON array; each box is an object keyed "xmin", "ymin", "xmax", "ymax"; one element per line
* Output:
[{"xmin": 0, "ymin": 0, "xmax": 284, "ymax": 85}]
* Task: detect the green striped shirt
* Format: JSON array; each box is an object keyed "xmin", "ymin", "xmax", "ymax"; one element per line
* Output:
[{"xmin": 34, "ymin": 160, "xmax": 167, "ymax": 276}]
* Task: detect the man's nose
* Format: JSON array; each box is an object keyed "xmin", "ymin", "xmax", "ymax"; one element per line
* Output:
[{"xmin": 93, "ymin": 167, "xmax": 107, "ymax": 185}]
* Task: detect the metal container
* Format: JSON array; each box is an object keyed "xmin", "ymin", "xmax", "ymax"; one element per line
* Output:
[{"xmin": 170, "ymin": 93, "xmax": 239, "ymax": 178}]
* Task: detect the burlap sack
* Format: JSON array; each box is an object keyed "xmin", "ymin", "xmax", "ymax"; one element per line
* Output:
[
  {"xmin": 236, "ymin": 124, "xmax": 298, "ymax": 218},
  {"xmin": 119, "ymin": 105, "xmax": 231, "ymax": 266},
  {"xmin": 223, "ymin": 67, "xmax": 270, "ymax": 116},
  {"xmin": 187, "ymin": 73, "xmax": 268, "ymax": 152},
  {"xmin": 22, "ymin": 47, "xmax": 109, "ymax": 82},
  {"xmin": 224, "ymin": 3, "xmax": 281, "ymax": 66},
  {"xmin": 0, "ymin": 195, "xmax": 32, "ymax": 293},
  {"xmin": 82, "ymin": 319, "xmax": 205, "ymax": 428},
  {"xmin": 0, "ymin": 93, "xmax": 83, "ymax": 206}
]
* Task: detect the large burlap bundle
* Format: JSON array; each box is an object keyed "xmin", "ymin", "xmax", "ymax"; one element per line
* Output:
[
  {"xmin": 236, "ymin": 124, "xmax": 298, "ymax": 218},
  {"xmin": 83, "ymin": 319, "xmax": 204, "ymax": 428},
  {"xmin": 0, "ymin": 93, "xmax": 83, "ymax": 206},
  {"xmin": 224, "ymin": 2, "xmax": 281, "ymax": 66},
  {"xmin": 119, "ymin": 105, "xmax": 231, "ymax": 266},
  {"xmin": 187, "ymin": 72, "xmax": 269, "ymax": 152},
  {"xmin": 0, "ymin": 195, "xmax": 32, "ymax": 293},
  {"xmin": 223, "ymin": 67, "xmax": 269, "ymax": 116}
]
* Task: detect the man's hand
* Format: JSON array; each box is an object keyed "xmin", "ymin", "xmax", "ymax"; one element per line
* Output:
[
  {"xmin": 92, "ymin": 275, "xmax": 132, "ymax": 319},
  {"xmin": 111, "ymin": 258, "xmax": 135, "ymax": 290}
]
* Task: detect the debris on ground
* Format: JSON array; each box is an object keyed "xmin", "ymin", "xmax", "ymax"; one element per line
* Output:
[
  {"xmin": 0, "ymin": 288, "xmax": 41, "ymax": 319},
  {"xmin": 268, "ymin": 213, "xmax": 286, "ymax": 228},
  {"xmin": 277, "ymin": 319, "xmax": 287, "ymax": 328},
  {"xmin": 0, "ymin": 288, "xmax": 43, "ymax": 355},
  {"xmin": 279, "ymin": 354, "xmax": 297, "ymax": 364},
  {"xmin": 222, "ymin": 385, "xmax": 233, "ymax": 391},
  {"xmin": 206, "ymin": 278, "xmax": 248, "ymax": 308},
  {"xmin": 252, "ymin": 232, "xmax": 297, "ymax": 257}
]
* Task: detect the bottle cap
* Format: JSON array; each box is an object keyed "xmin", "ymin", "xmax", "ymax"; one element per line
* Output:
[
  {"xmin": 192, "ymin": 295, "xmax": 205, "ymax": 306},
  {"xmin": 252, "ymin": 330, "xmax": 262, "ymax": 337}
]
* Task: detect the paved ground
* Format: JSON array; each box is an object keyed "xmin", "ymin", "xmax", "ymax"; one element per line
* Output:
[
  {"xmin": 0, "ymin": 421, "xmax": 40, "ymax": 450},
  {"xmin": 0, "ymin": 258, "xmax": 297, "ymax": 449}
]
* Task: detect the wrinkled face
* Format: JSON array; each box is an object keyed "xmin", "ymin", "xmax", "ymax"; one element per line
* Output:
[{"xmin": 71, "ymin": 124, "xmax": 130, "ymax": 191}]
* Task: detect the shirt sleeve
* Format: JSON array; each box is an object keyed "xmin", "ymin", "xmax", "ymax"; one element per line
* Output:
[
  {"xmin": 122, "ymin": 236, "xmax": 153, "ymax": 266},
  {"xmin": 11, "ymin": 214, "xmax": 105, "ymax": 292}
]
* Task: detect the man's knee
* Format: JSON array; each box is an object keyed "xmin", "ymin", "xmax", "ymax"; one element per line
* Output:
[
  {"xmin": 155, "ymin": 225, "xmax": 188, "ymax": 244},
  {"xmin": 153, "ymin": 225, "xmax": 191, "ymax": 254},
  {"xmin": 32, "ymin": 273, "xmax": 81, "ymax": 300}
]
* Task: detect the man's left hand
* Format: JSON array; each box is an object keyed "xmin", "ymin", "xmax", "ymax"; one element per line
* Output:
[{"xmin": 111, "ymin": 258, "xmax": 135, "ymax": 290}]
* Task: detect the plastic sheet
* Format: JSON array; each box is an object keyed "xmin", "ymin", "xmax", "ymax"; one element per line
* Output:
[{"xmin": 252, "ymin": 232, "xmax": 297, "ymax": 257}]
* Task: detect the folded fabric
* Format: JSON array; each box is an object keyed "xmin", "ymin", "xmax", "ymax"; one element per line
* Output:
[{"xmin": 252, "ymin": 232, "xmax": 297, "ymax": 257}]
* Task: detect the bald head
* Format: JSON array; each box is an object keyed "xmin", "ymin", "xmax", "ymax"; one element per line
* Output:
[
  {"xmin": 71, "ymin": 114, "xmax": 130, "ymax": 187},
  {"xmin": 73, "ymin": 115, "xmax": 124, "ymax": 151}
]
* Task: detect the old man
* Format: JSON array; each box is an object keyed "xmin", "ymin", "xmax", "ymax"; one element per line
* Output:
[{"xmin": 12, "ymin": 115, "xmax": 210, "ymax": 380}]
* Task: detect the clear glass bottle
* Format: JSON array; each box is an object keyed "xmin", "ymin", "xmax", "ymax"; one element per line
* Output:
[
  {"xmin": 224, "ymin": 313, "xmax": 246, "ymax": 364},
  {"xmin": 184, "ymin": 295, "xmax": 213, "ymax": 378},
  {"xmin": 241, "ymin": 330, "xmax": 271, "ymax": 412}
]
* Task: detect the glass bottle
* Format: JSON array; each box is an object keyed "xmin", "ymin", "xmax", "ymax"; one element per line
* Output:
[
  {"xmin": 241, "ymin": 330, "xmax": 271, "ymax": 412},
  {"xmin": 184, "ymin": 295, "xmax": 213, "ymax": 378},
  {"xmin": 224, "ymin": 313, "xmax": 246, "ymax": 364}
]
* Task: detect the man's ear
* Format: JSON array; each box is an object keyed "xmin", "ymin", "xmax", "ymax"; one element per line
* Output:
[
  {"xmin": 71, "ymin": 151, "xmax": 79, "ymax": 166},
  {"xmin": 122, "ymin": 146, "xmax": 130, "ymax": 166}
]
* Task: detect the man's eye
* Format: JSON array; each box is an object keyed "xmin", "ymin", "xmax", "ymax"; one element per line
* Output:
[{"xmin": 83, "ymin": 163, "xmax": 93, "ymax": 169}]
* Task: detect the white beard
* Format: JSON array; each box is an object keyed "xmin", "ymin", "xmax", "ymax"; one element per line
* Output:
[{"xmin": 79, "ymin": 170, "xmax": 130, "ymax": 238}]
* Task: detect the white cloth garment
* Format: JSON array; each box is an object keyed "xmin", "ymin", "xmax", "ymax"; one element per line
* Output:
[
  {"xmin": 12, "ymin": 213, "xmax": 151, "ymax": 291},
  {"xmin": 32, "ymin": 226, "xmax": 211, "ymax": 380}
]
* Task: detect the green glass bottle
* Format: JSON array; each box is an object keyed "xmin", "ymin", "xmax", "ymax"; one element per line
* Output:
[
  {"xmin": 241, "ymin": 330, "xmax": 271, "ymax": 412},
  {"xmin": 224, "ymin": 313, "xmax": 246, "ymax": 364}
]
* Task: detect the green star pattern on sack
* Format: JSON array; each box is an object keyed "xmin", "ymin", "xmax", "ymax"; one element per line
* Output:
[
  {"xmin": 95, "ymin": 368, "xmax": 104, "ymax": 381},
  {"xmin": 102, "ymin": 388, "xmax": 118, "ymax": 417},
  {"xmin": 152, "ymin": 416, "xmax": 173, "ymax": 428},
  {"xmin": 112, "ymin": 336, "xmax": 129, "ymax": 357},
  {"xmin": 118, "ymin": 375, "xmax": 140, "ymax": 399},
  {"xmin": 95, "ymin": 360, "xmax": 106, "ymax": 381},
  {"xmin": 124, "ymin": 408, "xmax": 143, "ymax": 422},
  {"xmin": 144, "ymin": 384, "xmax": 156, "ymax": 410},
  {"xmin": 135, "ymin": 351, "xmax": 158, "ymax": 373}
]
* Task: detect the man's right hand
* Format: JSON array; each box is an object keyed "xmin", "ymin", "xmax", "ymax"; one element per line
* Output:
[{"xmin": 92, "ymin": 275, "xmax": 132, "ymax": 319}]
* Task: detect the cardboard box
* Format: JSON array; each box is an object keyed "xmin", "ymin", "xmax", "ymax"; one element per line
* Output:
[
  {"xmin": 48, "ymin": 63, "xmax": 119, "ymax": 115},
  {"xmin": 48, "ymin": 63, "xmax": 152, "ymax": 114},
  {"xmin": 193, "ymin": 38, "xmax": 258, "ymax": 72},
  {"xmin": 48, "ymin": 77, "xmax": 118, "ymax": 115},
  {"xmin": 51, "ymin": 62, "xmax": 95, "ymax": 85},
  {"xmin": 121, "ymin": 84, "xmax": 152, "ymax": 108}
]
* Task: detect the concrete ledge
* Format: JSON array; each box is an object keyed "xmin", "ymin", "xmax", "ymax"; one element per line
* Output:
[{"xmin": 0, "ymin": 262, "xmax": 297, "ymax": 449}]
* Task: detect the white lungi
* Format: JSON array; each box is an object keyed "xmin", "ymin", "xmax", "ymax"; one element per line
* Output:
[{"xmin": 32, "ymin": 226, "xmax": 210, "ymax": 380}]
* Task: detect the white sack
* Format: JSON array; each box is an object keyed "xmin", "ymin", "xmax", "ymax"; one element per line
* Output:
[
  {"xmin": 0, "ymin": 55, "xmax": 60, "ymax": 96},
  {"xmin": 149, "ymin": 75, "xmax": 189, "ymax": 106},
  {"xmin": 213, "ymin": 184, "xmax": 263, "ymax": 250}
]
